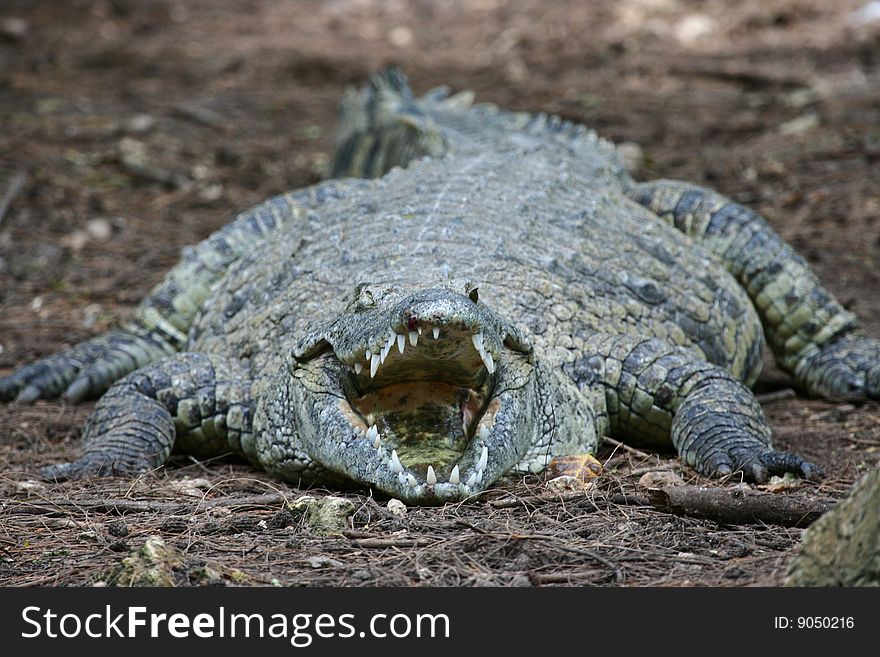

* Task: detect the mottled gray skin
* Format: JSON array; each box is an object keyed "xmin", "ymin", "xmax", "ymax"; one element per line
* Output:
[
  {"xmin": 3, "ymin": 70, "xmax": 879, "ymax": 504},
  {"xmin": 786, "ymin": 463, "xmax": 880, "ymax": 586}
]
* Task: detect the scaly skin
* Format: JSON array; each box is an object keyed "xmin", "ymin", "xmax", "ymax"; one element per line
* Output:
[{"xmin": 3, "ymin": 69, "xmax": 875, "ymax": 503}]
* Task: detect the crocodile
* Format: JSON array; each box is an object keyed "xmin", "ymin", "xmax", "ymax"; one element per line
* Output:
[{"xmin": 3, "ymin": 69, "xmax": 879, "ymax": 504}]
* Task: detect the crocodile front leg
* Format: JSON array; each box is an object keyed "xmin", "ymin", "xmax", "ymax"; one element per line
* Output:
[
  {"xmin": 627, "ymin": 180, "xmax": 880, "ymax": 400},
  {"xmin": 0, "ymin": 327, "xmax": 175, "ymax": 403},
  {"xmin": 1, "ymin": 179, "xmax": 365, "ymax": 404},
  {"xmin": 567, "ymin": 334, "xmax": 821, "ymax": 481},
  {"xmin": 41, "ymin": 352, "xmax": 254, "ymax": 480}
]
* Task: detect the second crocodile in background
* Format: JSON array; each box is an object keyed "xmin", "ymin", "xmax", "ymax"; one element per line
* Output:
[{"xmin": 3, "ymin": 70, "xmax": 879, "ymax": 503}]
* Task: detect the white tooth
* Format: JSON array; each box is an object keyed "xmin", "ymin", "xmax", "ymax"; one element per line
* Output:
[
  {"xmin": 354, "ymin": 362, "xmax": 363, "ymax": 375},
  {"xmin": 476, "ymin": 469, "xmax": 484, "ymax": 484},
  {"xmin": 373, "ymin": 433, "xmax": 381, "ymax": 449},
  {"xmin": 417, "ymin": 325, "xmax": 423, "ymax": 335},
  {"xmin": 398, "ymin": 472, "xmax": 408, "ymax": 485},
  {"xmin": 479, "ymin": 424, "xmax": 490, "ymax": 441},
  {"xmin": 397, "ymin": 333, "xmax": 406, "ymax": 353},
  {"xmin": 409, "ymin": 330, "xmax": 419, "ymax": 346},
  {"xmin": 380, "ymin": 343, "xmax": 390, "ymax": 363},
  {"xmin": 477, "ymin": 445, "xmax": 488, "ymax": 472},
  {"xmin": 472, "ymin": 332, "xmax": 483, "ymax": 353},
  {"xmin": 407, "ymin": 473, "xmax": 418, "ymax": 488},
  {"xmin": 432, "ymin": 326, "xmax": 440, "ymax": 339},
  {"xmin": 448, "ymin": 465, "xmax": 460, "ymax": 485},
  {"xmin": 366, "ymin": 425, "xmax": 378, "ymax": 442},
  {"xmin": 466, "ymin": 472, "xmax": 477, "ymax": 488},
  {"xmin": 483, "ymin": 350, "xmax": 495, "ymax": 374},
  {"xmin": 426, "ymin": 465, "xmax": 437, "ymax": 485},
  {"xmin": 390, "ymin": 449, "xmax": 403, "ymax": 473},
  {"xmin": 365, "ymin": 349, "xmax": 372, "ymax": 361},
  {"xmin": 370, "ymin": 353, "xmax": 381, "ymax": 378}
]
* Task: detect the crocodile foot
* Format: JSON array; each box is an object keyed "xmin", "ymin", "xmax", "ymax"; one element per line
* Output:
[{"xmin": 794, "ymin": 334, "xmax": 880, "ymax": 400}]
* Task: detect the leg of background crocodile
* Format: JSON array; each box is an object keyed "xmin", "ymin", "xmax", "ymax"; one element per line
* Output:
[
  {"xmin": 0, "ymin": 178, "xmax": 366, "ymax": 404},
  {"xmin": 0, "ymin": 328, "xmax": 175, "ymax": 403},
  {"xmin": 565, "ymin": 334, "xmax": 822, "ymax": 482},
  {"xmin": 627, "ymin": 180, "xmax": 880, "ymax": 400},
  {"xmin": 40, "ymin": 352, "xmax": 254, "ymax": 481}
]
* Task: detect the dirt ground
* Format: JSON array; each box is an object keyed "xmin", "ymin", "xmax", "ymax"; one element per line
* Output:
[{"xmin": 1, "ymin": 0, "xmax": 879, "ymax": 587}]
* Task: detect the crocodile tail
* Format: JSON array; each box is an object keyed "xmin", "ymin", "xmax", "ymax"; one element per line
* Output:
[{"xmin": 329, "ymin": 68, "xmax": 448, "ymax": 179}]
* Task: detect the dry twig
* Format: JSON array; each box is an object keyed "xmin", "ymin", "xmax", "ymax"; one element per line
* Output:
[{"xmin": 645, "ymin": 485, "xmax": 834, "ymax": 527}]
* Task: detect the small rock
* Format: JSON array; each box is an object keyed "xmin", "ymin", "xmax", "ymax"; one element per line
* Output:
[
  {"xmin": 289, "ymin": 495, "xmax": 355, "ymax": 535},
  {"xmin": 305, "ymin": 555, "xmax": 344, "ymax": 569},
  {"xmin": 387, "ymin": 498, "xmax": 407, "ymax": 517},
  {"xmin": 166, "ymin": 477, "xmax": 212, "ymax": 498},
  {"xmin": 1, "ymin": 17, "xmax": 28, "ymax": 41},
  {"xmin": 638, "ymin": 470, "xmax": 684, "ymax": 488},
  {"xmin": 30, "ymin": 296, "xmax": 43, "ymax": 312},
  {"xmin": 15, "ymin": 480, "xmax": 46, "ymax": 493},
  {"xmin": 198, "ymin": 183, "xmax": 224, "ymax": 202},
  {"xmin": 779, "ymin": 113, "xmax": 819, "ymax": 136},
  {"xmin": 108, "ymin": 536, "xmax": 183, "ymax": 587},
  {"xmin": 84, "ymin": 218, "xmax": 113, "ymax": 241},
  {"xmin": 759, "ymin": 472, "xmax": 800, "ymax": 493},
  {"xmin": 388, "ymin": 26, "xmax": 414, "ymax": 47},
  {"xmin": 674, "ymin": 14, "xmax": 715, "ymax": 45},
  {"xmin": 546, "ymin": 475, "xmax": 594, "ymax": 493},
  {"xmin": 125, "ymin": 114, "xmax": 155, "ymax": 133}
]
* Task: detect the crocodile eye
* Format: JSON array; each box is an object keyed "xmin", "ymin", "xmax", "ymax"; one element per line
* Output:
[
  {"xmin": 351, "ymin": 284, "xmax": 376, "ymax": 311},
  {"xmin": 468, "ymin": 287, "xmax": 479, "ymax": 304}
]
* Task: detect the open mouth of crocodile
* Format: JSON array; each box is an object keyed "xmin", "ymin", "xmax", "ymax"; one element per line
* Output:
[
  {"xmin": 289, "ymin": 287, "xmax": 537, "ymax": 501},
  {"xmin": 339, "ymin": 321, "xmax": 501, "ymax": 490}
]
